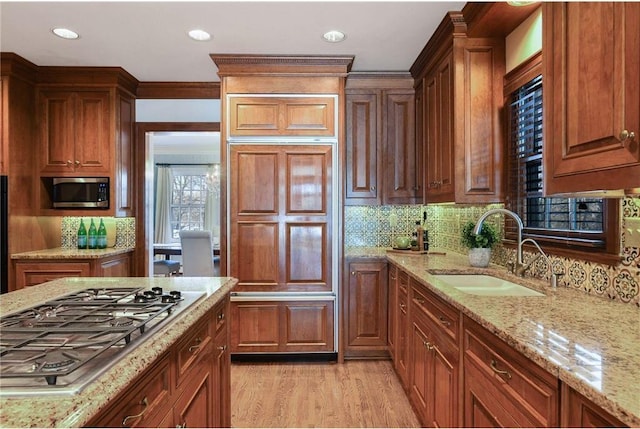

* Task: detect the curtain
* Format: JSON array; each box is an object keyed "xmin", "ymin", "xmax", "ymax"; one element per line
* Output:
[
  {"xmin": 204, "ymin": 164, "xmax": 221, "ymax": 245},
  {"xmin": 155, "ymin": 165, "xmax": 172, "ymax": 243}
]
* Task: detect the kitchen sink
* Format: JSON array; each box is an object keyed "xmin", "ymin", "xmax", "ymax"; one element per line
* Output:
[{"xmin": 432, "ymin": 274, "xmax": 545, "ymax": 297}]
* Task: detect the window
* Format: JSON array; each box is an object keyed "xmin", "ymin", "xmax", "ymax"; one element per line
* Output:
[
  {"xmin": 170, "ymin": 172, "xmax": 207, "ymax": 239},
  {"xmin": 504, "ymin": 54, "xmax": 619, "ymax": 262}
]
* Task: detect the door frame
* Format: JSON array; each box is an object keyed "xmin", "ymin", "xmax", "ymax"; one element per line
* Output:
[{"xmin": 134, "ymin": 122, "xmax": 221, "ymax": 276}]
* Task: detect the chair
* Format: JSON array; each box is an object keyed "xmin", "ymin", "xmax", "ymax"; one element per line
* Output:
[
  {"xmin": 153, "ymin": 259, "xmax": 180, "ymax": 276},
  {"xmin": 179, "ymin": 230, "xmax": 217, "ymax": 276}
]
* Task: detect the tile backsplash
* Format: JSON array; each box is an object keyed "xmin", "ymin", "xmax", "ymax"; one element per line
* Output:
[
  {"xmin": 61, "ymin": 217, "xmax": 136, "ymax": 248},
  {"xmin": 345, "ymin": 198, "xmax": 640, "ymax": 307}
]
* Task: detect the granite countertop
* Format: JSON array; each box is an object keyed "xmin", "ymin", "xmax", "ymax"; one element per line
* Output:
[
  {"xmin": 365, "ymin": 248, "xmax": 640, "ymax": 427},
  {"xmin": 11, "ymin": 247, "xmax": 134, "ymax": 259},
  {"xmin": 0, "ymin": 276, "xmax": 238, "ymax": 428}
]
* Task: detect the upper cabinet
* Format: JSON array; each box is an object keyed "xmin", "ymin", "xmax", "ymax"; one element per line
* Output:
[
  {"xmin": 543, "ymin": 2, "xmax": 640, "ymax": 194},
  {"xmin": 345, "ymin": 73, "xmax": 419, "ymax": 206},
  {"xmin": 228, "ymin": 96, "xmax": 336, "ymax": 138},
  {"xmin": 412, "ymin": 12, "xmax": 505, "ymax": 204},
  {"xmin": 38, "ymin": 89, "xmax": 111, "ymax": 175},
  {"xmin": 35, "ymin": 68, "xmax": 138, "ymax": 216}
]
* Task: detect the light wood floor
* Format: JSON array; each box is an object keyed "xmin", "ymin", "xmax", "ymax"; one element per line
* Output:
[{"xmin": 231, "ymin": 359, "xmax": 421, "ymax": 428}]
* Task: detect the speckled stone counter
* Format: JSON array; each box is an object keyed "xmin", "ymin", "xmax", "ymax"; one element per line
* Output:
[
  {"xmin": 373, "ymin": 248, "xmax": 639, "ymax": 427},
  {"xmin": 11, "ymin": 247, "xmax": 134, "ymax": 259},
  {"xmin": 0, "ymin": 276, "xmax": 237, "ymax": 428}
]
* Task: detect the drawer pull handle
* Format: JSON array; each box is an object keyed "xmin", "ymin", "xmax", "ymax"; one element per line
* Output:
[
  {"xmin": 217, "ymin": 345, "xmax": 227, "ymax": 351},
  {"xmin": 490, "ymin": 359, "xmax": 512, "ymax": 380},
  {"xmin": 399, "ymin": 303, "xmax": 406, "ymax": 310},
  {"xmin": 438, "ymin": 316, "xmax": 451, "ymax": 326},
  {"xmin": 122, "ymin": 396, "xmax": 148, "ymax": 427},
  {"xmin": 188, "ymin": 337, "xmax": 202, "ymax": 353},
  {"xmin": 423, "ymin": 341, "xmax": 434, "ymax": 351},
  {"xmin": 415, "ymin": 298, "xmax": 425, "ymax": 305},
  {"xmin": 218, "ymin": 312, "xmax": 225, "ymax": 320}
]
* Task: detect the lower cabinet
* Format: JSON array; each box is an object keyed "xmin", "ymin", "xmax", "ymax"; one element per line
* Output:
[
  {"xmin": 560, "ymin": 384, "xmax": 626, "ymax": 428},
  {"xmin": 13, "ymin": 251, "xmax": 132, "ymax": 290},
  {"xmin": 463, "ymin": 315, "xmax": 559, "ymax": 427},
  {"xmin": 87, "ymin": 295, "xmax": 231, "ymax": 428},
  {"xmin": 230, "ymin": 299, "xmax": 334, "ymax": 353},
  {"xmin": 409, "ymin": 278, "xmax": 460, "ymax": 428},
  {"xmin": 343, "ymin": 258, "xmax": 388, "ymax": 358},
  {"xmin": 394, "ymin": 267, "xmax": 410, "ymax": 387}
]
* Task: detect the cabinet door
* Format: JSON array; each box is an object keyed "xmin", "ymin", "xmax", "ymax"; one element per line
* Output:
[
  {"xmin": 382, "ymin": 91, "xmax": 419, "ymax": 204},
  {"xmin": 409, "ymin": 314, "xmax": 431, "ymax": 422},
  {"xmin": 213, "ymin": 327, "xmax": 231, "ymax": 428},
  {"xmin": 560, "ymin": 384, "xmax": 626, "ymax": 428},
  {"xmin": 229, "ymin": 144, "xmax": 332, "ymax": 293},
  {"xmin": 231, "ymin": 301, "xmax": 280, "ymax": 353},
  {"xmin": 97, "ymin": 253, "xmax": 132, "ymax": 277},
  {"xmin": 282, "ymin": 301, "xmax": 334, "ymax": 352},
  {"xmin": 115, "ymin": 92, "xmax": 135, "ymax": 216},
  {"xmin": 543, "ymin": 2, "xmax": 640, "ymax": 193},
  {"xmin": 14, "ymin": 261, "xmax": 92, "ymax": 290},
  {"xmin": 387, "ymin": 264, "xmax": 398, "ymax": 360},
  {"xmin": 395, "ymin": 279, "xmax": 409, "ymax": 388},
  {"xmin": 345, "ymin": 91, "xmax": 380, "ymax": 204},
  {"xmin": 344, "ymin": 260, "xmax": 388, "ymax": 357},
  {"xmin": 425, "ymin": 53, "xmax": 455, "ymax": 202},
  {"xmin": 75, "ymin": 90, "xmax": 111, "ymax": 173},
  {"xmin": 174, "ymin": 359, "xmax": 214, "ymax": 429},
  {"xmin": 39, "ymin": 90, "xmax": 76, "ymax": 174},
  {"xmin": 229, "ymin": 96, "xmax": 335, "ymax": 137}
]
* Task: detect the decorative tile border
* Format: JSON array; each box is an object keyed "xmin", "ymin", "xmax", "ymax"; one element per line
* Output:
[
  {"xmin": 61, "ymin": 217, "xmax": 136, "ymax": 249},
  {"xmin": 345, "ymin": 197, "xmax": 640, "ymax": 307}
]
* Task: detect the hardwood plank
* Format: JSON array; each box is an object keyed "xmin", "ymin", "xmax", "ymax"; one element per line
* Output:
[{"xmin": 231, "ymin": 360, "xmax": 420, "ymax": 428}]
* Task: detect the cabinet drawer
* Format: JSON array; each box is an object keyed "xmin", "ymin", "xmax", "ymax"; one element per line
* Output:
[
  {"xmin": 91, "ymin": 353, "xmax": 172, "ymax": 428},
  {"xmin": 175, "ymin": 315, "xmax": 212, "ymax": 387},
  {"xmin": 14, "ymin": 261, "xmax": 92, "ymax": 288},
  {"xmin": 463, "ymin": 316, "xmax": 559, "ymax": 427},
  {"xmin": 412, "ymin": 280, "xmax": 459, "ymax": 344},
  {"xmin": 398, "ymin": 269, "xmax": 409, "ymax": 295},
  {"xmin": 213, "ymin": 299, "xmax": 228, "ymax": 334}
]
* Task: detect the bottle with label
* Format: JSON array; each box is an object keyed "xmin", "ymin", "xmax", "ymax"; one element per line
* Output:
[
  {"xmin": 423, "ymin": 229, "xmax": 429, "ymax": 251},
  {"xmin": 88, "ymin": 218, "xmax": 98, "ymax": 249},
  {"xmin": 77, "ymin": 219, "xmax": 87, "ymax": 249},
  {"xmin": 97, "ymin": 218, "xmax": 107, "ymax": 249}
]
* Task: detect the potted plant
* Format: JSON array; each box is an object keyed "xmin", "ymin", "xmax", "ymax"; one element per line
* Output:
[{"xmin": 461, "ymin": 220, "xmax": 499, "ymax": 267}]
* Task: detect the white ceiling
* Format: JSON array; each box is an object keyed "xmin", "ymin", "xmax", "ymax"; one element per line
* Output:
[{"xmin": 0, "ymin": 1, "xmax": 465, "ymax": 82}]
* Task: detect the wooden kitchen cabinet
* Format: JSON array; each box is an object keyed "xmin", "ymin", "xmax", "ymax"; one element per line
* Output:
[
  {"xmin": 411, "ymin": 13, "xmax": 505, "ymax": 203},
  {"xmin": 387, "ymin": 263, "xmax": 398, "ymax": 361},
  {"xmin": 228, "ymin": 96, "xmax": 336, "ymax": 138},
  {"xmin": 394, "ymin": 267, "xmax": 410, "ymax": 388},
  {"xmin": 463, "ymin": 315, "xmax": 559, "ymax": 427},
  {"xmin": 345, "ymin": 74, "xmax": 419, "ymax": 205},
  {"xmin": 88, "ymin": 295, "xmax": 232, "ymax": 428},
  {"xmin": 38, "ymin": 89, "xmax": 111, "ymax": 175},
  {"xmin": 560, "ymin": 384, "xmax": 627, "ymax": 428},
  {"xmin": 343, "ymin": 259, "xmax": 388, "ymax": 358},
  {"xmin": 409, "ymin": 278, "xmax": 460, "ymax": 427},
  {"xmin": 543, "ymin": 2, "xmax": 640, "ymax": 194},
  {"xmin": 230, "ymin": 299, "xmax": 334, "ymax": 353},
  {"xmin": 12, "ymin": 251, "xmax": 132, "ymax": 291},
  {"xmin": 35, "ymin": 67, "xmax": 137, "ymax": 217}
]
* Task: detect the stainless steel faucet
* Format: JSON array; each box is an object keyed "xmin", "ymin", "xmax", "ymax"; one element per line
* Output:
[{"xmin": 474, "ymin": 208, "xmax": 562, "ymax": 287}]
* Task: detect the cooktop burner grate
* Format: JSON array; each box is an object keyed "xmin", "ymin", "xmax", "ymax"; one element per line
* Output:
[{"xmin": 0, "ymin": 287, "xmax": 205, "ymax": 394}]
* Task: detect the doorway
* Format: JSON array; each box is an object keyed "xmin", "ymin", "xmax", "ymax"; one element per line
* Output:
[{"xmin": 135, "ymin": 122, "xmax": 221, "ymax": 277}]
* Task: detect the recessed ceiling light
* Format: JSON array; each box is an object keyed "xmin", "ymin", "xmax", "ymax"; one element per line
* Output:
[
  {"xmin": 188, "ymin": 29, "xmax": 212, "ymax": 41},
  {"xmin": 52, "ymin": 28, "xmax": 79, "ymax": 40},
  {"xmin": 322, "ymin": 30, "xmax": 346, "ymax": 43}
]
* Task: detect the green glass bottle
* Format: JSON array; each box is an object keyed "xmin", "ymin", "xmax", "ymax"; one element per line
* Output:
[
  {"xmin": 97, "ymin": 218, "xmax": 107, "ymax": 249},
  {"xmin": 77, "ymin": 219, "xmax": 87, "ymax": 249},
  {"xmin": 88, "ymin": 218, "xmax": 98, "ymax": 249}
]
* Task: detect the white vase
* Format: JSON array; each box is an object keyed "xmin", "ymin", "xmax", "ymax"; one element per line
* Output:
[{"xmin": 468, "ymin": 248, "xmax": 492, "ymax": 268}]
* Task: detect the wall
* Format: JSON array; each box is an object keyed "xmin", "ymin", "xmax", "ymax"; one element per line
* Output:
[
  {"xmin": 60, "ymin": 217, "xmax": 136, "ymax": 249},
  {"xmin": 345, "ymin": 198, "xmax": 640, "ymax": 307}
]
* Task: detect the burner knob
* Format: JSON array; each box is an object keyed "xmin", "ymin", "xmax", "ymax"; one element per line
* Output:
[
  {"xmin": 170, "ymin": 291, "xmax": 182, "ymax": 300},
  {"xmin": 161, "ymin": 294, "xmax": 176, "ymax": 303},
  {"xmin": 151, "ymin": 287, "xmax": 163, "ymax": 295}
]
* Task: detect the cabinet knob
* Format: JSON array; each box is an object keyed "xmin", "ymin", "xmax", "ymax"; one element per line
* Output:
[
  {"xmin": 217, "ymin": 345, "xmax": 227, "ymax": 351},
  {"xmin": 351, "ymin": 271, "xmax": 356, "ymax": 276},
  {"xmin": 370, "ymin": 186, "xmax": 376, "ymax": 191},
  {"xmin": 620, "ymin": 130, "xmax": 636, "ymax": 143},
  {"xmin": 217, "ymin": 312, "xmax": 225, "ymax": 320},
  {"xmin": 74, "ymin": 160, "xmax": 80, "ymax": 165},
  {"xmin": 66, "ymin": 160, "xmax": 73, "ymax": 166}
]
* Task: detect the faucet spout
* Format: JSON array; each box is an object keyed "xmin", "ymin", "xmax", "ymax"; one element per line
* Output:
[{"xmin": 474, "ymin": 208, "xmax": 524, "ymax": 270}]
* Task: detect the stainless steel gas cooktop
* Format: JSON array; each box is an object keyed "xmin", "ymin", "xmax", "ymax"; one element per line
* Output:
[{"xmin": 0, "ymin": 287, "xmax": 205, "ymax": 396}]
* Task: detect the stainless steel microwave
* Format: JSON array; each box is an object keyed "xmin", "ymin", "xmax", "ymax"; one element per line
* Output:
[{"xmin": 52, "ymin": 177, "xmax": 109, "ymax": 209}]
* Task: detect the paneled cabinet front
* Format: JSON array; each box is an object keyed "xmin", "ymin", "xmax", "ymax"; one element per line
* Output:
[
  {"xmin": 343, "ymin": 259, "xmax": 388, "ymax": 358},
  {"xmin": 230, "ymin": 300, "xmax": 335, "ymax": 353},
  {"xmin": 38, "ymin": 89, "xmax": 111, "ymax": 175},
  {"xmin": 345, "ymin": 81, "xmax": 419, "ymax": 205},
  {"xmin": 228, "ymin": 96, "xmax": 335, "ymax": 137},
  {"xmin": 543, "ymin": 2, "xmax": 640, "ymax": 194},
  {"xmin": 229, "ymin": 144, "xmax": 332, "ymax": 293}
]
